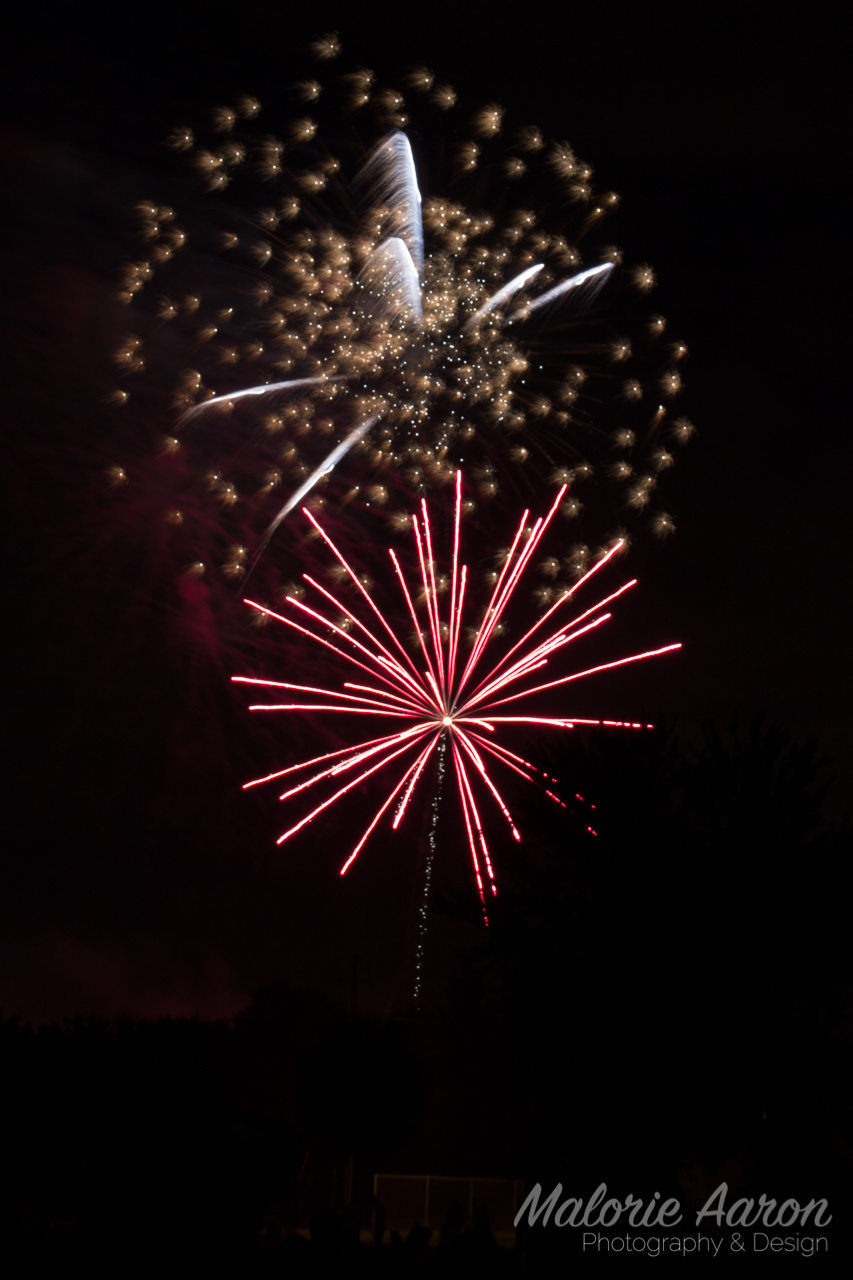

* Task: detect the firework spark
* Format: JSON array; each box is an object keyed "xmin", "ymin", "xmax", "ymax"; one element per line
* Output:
[
  {"xmin": 233, "ymin": 473, "xmax": 680, "ymax": 918},
  {"xmin": 110, "ymin": 42, "xmax": 692, "ymax": 601},
  {"xmin": 177, "ymin": 129, "xmax": 616, "ymax": 540}
]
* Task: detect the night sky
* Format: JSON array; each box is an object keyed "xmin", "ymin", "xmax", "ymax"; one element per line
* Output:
[{"xmin": 2, "ymin": 1, "xmax": 850, "ymax": 1028}]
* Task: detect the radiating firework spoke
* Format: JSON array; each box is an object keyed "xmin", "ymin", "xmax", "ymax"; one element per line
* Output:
[
  {"xmin": 274, "ymin": 729, "xmax": 432, "ymax": 846},
  {"xmin": 515, "ymin": 261, "xmax": 614, "ymax": 320},
  {"xmin": 463, "ymin": 612, "xmax": 612, "ymax": 710},
  {"xmin": 482, "ymin": 643, "xmax": 683, "ymax": 710},
  {"xmin": 234, "ymin": 472, "xmax": 681, "ymax": 908},
  {"xmin": 302, "ymin": 508, "xmax": 431, "ymax": 688},
  {"xmin": 249, "ymin": 412, "xmax": 384, "ymax": 571},
  {"xmin": 237, "ymin": 677, "xmax": 421, "ymax": 713},
  {"xmin": 455, "ymin": 726, "xmax": 521, "ymax": 842},
  {"xmin": 393, "ymin": 737, "xmax": 440, "ymax": 830},
  {"xmin": 177, "ymin": 375, "xmax": 345, "ymax": 425},
  {"xmin": 467, "ymin": 559, "xmax": 635, "ymax": 701},
  {"xmin": 240, "ymin": 730, "xmax": 418, "ymax": 790},
  {"xmin": 341, "ymin": 736, "xmax": 438, "ymax": 877},
  {"xmin": 463, "ymin": 263, "xmax": 545, "ymax": 332},
  {"xmin": 452, "ymin": 740, "xmax": 497, "ymax": 899},
  {"xmin": 275, "ymin": 726, "xmax": 428, "ymax": 805}
]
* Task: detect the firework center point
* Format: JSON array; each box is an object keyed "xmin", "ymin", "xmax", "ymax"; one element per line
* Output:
[{"xmin": 441, "ymin": 715, "xmax": 453, "ymax": 727}]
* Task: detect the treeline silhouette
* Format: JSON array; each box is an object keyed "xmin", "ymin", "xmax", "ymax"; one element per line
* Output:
[{"xmin": 2, "ymin": 721, "xmax": 850, "ymax": 1273}]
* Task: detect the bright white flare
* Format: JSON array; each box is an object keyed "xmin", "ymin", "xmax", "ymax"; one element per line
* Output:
[
  {"xmin": 516, "ymin": 261, "xmax": 613, "ymax": 320},
  {"xmin": 358, "ymin": 236, "xmax": 423, "ymax": 327},
  {"xmin": 357, "ymin": 131, "xmax": 424, "ymax": 273},
  {"xmin": 464, "ymin": 263, "xmax": 545, "ymax": 332}
]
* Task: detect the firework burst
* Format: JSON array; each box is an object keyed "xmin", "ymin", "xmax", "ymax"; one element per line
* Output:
[
  {"xmin": 233, "ymin": 473, "xmax": 680, "ymax": 919},
  {"xmin": 109, "ymin": 38, "xmax": 693, "ymax": 608}
]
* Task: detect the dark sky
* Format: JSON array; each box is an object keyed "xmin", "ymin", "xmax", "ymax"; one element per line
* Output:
[{"xmin": 2, "ymin": 1, "xmax": 849, "ymax": 1024}]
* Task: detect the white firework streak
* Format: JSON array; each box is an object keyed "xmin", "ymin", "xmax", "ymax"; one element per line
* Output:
[
  {"xmin": 357, "ymin": 131, "xmax": 424, "ymax": 274},
  {"xmin": 245, "ymin": 413, "xmax": 384, "ymax": 575},
  {"xmin": 513, "ymin": 261, "xmax": 613, "ymax": 320},
  {"xmin": 176, "ymin": 376, "xmax": 345, "ymax": 425},
  {"xmin": 358, "ymin": 237, "xmax": 423, "ymax": 327}
]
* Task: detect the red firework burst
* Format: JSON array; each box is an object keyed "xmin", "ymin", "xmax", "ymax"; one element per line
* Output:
[{"xmin": 233, "ymin": 473, "xmax": 680, "ymax": 917}]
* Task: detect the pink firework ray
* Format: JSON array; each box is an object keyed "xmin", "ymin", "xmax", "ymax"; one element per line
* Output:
[{"xmin": 233, "ymin": 473, "xmax": 681, "ymax": 920}]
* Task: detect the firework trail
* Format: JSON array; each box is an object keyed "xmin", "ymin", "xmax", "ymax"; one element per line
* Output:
[
  {"xmin": 233, "ymin": 473, "xmax": 681, "ymax": 921},
  {"xmin": 413, "ymin": 733, "xmax": 445, "ymax": 1004},
  {"xmin": 107, "ymin": 37, "xmax": 694, "ymax": 618}
]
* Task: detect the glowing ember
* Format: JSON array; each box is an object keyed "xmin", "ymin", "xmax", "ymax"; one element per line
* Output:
[
  {"xmin": 108, "ymin": 43, "xmax": 693, "ymax": 613},
  {"xmin": 233, "ymin": 473, "xmax": 680, "ymax": 919}
]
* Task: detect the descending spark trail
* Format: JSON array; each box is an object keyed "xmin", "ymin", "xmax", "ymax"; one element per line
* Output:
[
  {"xmin": 413, "ymin": 734, "xmax": 445, "ymax": 1005},
  {"xmin": 233, "ymin": 473, "xmax": 681, "ymax": 918}
]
